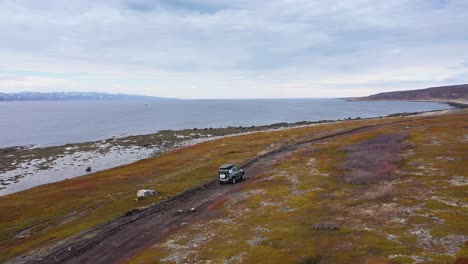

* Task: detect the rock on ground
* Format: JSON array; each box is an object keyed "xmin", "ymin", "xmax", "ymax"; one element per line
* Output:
[{"xmin": 137, "ymin": 189, "xmax": 157, "ymax": 200}]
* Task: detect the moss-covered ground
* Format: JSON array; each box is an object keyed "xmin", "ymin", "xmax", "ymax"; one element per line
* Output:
[
  {"xmin": 127, "ymin": 110, "xmax": 467, "ymax": 264},
  {"xmin": 0, "ymin": 116, "xmax": 392, "ymax": 262}
]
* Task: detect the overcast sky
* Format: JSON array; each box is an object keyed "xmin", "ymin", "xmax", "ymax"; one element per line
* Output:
[{"xmin": 0, "ymin": 0, "xmax": 467, "ymax": 99}]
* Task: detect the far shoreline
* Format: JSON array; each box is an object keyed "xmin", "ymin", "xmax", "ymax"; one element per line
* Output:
[
  {"xmin": 344, "ymin": 97, "xmax": 468, "ymax": 109},
  {"xmin": 0, "ymin": 98, "xmax": 457, "ymax": 151},
  {"xmin": 0, "ymin": 101, "xmax": 461, "ymax": 196},
  {"xmin": 1, "ymin": 99, "xmax": 458, "ymax": 151}
]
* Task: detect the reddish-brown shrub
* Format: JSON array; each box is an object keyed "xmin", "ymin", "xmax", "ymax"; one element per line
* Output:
[{"xmin": 338, "ymin": 133, "xmax": 410, "ymax": 184}]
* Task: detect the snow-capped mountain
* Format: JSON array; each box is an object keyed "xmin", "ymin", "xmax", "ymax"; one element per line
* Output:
[{"xmin": 0, "ymin": 92, "xmax": 174, "ymax": 101}]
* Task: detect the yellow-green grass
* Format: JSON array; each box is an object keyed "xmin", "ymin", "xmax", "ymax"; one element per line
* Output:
[
  {"xmin": 127, "ymin": 110, "xmax": 467, "ymax": 263},
  {"xmin": 0, "ymin": 116, "xmax": 404, "ymax": 262}
]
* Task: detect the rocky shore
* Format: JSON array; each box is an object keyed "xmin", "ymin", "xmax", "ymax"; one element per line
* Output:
[
  {"xmin": 0, "ymin": 119, "xmax": 336, "ymax": 196},
  {"xmin": 0, "ymin": 104, "xmax": 460, "ymax": 196}
]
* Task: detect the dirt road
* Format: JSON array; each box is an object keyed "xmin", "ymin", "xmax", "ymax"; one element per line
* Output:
[{"xmin": 12, "ymin": 118, "xmax": 433, "ymax": 264}]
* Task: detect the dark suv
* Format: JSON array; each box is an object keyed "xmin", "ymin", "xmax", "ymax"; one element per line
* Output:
[{"xmin": 218, "ymin": 164, "xmax": 245, "ymax": 184}]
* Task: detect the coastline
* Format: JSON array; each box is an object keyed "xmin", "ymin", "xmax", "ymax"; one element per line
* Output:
[
  {"xmin": 0, "ymin": 104, "xmax": 461, "ymax": 196},
  {"xmin": 345, "ymin": 97, "xmax": 468, "ymax": 108},
  {"xmin": 0, "ymin": 119, "xmax": 335, "ymax": 196}
]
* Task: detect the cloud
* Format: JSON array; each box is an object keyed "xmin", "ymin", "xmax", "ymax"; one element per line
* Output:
[
  {"xmin": 0, "ymin": 0, "xmax": 467, "ymax": 98},
  {"xmin": 124, "ymin": 0, "xmax": 226, "ymax": 13},
  {"xmin": 0, "ymin": 74, "xmax": 81, "ymax": 91}
]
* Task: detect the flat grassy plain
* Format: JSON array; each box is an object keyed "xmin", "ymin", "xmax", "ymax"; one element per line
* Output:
[
  {"xmin": 127, "ymin": 110, "xmax": 467, "ymax": 264},
  {"xmin": 0, "ymin": 116, "xmax": 389, "ymax": 262},
  {"xmin": 0, "ymin": 110, "xmax": 466, "ymax": 263}
]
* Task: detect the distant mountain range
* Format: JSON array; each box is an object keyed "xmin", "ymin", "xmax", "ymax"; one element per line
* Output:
[
  {"xmin": 351, "ymin": 84, "xmax": 468, "ymax": 104},
  {"xmin": 0, "ymin": 92, "xmax": 175, "ymax": 101}
]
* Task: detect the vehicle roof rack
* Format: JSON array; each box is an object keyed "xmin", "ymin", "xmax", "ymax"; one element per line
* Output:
[{"xmin": 219, "ymin": 164, "xmax": 235, "ymax": 169}]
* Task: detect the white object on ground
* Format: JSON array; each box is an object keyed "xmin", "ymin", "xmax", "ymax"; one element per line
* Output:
[{"xmin": 136, "ymin": 189, "xmax": 157, "ymax": 199}]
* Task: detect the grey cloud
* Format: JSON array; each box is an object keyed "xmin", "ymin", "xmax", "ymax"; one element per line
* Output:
[
  {"xmin": 0, "ymin": 0, "xmax": 467, "ymax": 98},
  {"xmin": 124, "ymin": 0, "xmax": 226, "ymax": 13}
]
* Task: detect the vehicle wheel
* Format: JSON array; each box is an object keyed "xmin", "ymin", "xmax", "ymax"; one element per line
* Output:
[
  {"xmin": 219, "ymin": 181, "xmax": 224, "ymax": 185},
  {"xmin": 232, "ymin": 178, "xmax": 236, "ymax": 184},
  {"xmin": 241, "ymin": 173, "xmax": 245, "ymax": 180}
]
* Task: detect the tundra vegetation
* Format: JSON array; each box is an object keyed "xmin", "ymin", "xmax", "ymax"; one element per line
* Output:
[
  {"xmin": 0, "ymin": 110, "xmax": 466, "ymax": 263},
  {"xmin": 0, "ymin": 119, "xmax": 333, "ymax": 190}
]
